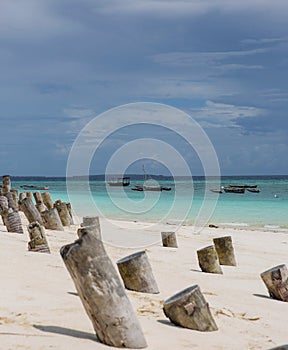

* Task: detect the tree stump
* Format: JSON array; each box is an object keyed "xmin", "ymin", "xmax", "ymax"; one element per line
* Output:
[
  {"xmin": 19, "ymin": 197, "xmax": 44, "ymax": 225},
  {"xmin": 77, "ymin": 224, "xmax": 101, "ymax": 240},
  {"xmin": 161, "ymin": 231, "xmax": 178, "ymax": 248},
  {"xmin": 213, "ymin": 236, "xmax": 236, "ymax": 266},
  {"xmin": 117, "ymin": 251, "xmax": 159, "ymax": 294},
  {"xmin": 60, "ymin": 230, "xmax": 147, "ymax": 349},
  {"xmin": 41, "ymin": 208, "xmax": 64, "ymax": 231},
  {"xmin": 54, "ymin": 201, "xmax": 71, "ymax": 226},
  {"xmin": 6, "ymin": 211, "xmax": 24, "ymax": 234},
  {"xmin": 163, "ymin": 285, "xmax": 218, "ymax": 331},
  {"xmin": 197, "ymin": 245, "xmax": 223, "ymax": 274},
  {"xmin": 28, "ymin": 221, "xmax": 50, "ymax": 253},
  {"xmin": 33, "ymin": 191, "xmax": 43, "ymax": 204},
  {"xmin": 260, "ymin": 264, "xmax": 288, "ymax": 301},
  {"xmin": 41, "ymin": 192, "xmax": 53, "ymax": 209},
  {"xmin": 2, "ymin": 175, "xmax": 11, "ymax": 194}
]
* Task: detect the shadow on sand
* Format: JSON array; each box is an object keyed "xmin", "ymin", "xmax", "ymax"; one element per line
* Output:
[{"xmin": 33, "ymin": 325, "xmax": 97, "ymax": 342}]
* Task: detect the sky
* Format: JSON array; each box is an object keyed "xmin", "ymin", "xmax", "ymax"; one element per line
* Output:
[{"xmin": 0, "ymin": 0, "xmax": 287, "ymax": 176}]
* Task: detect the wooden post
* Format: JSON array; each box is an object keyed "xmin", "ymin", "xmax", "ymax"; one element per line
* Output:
[
  {"xmin": 4, "ymin": 192, "xmax": 17, "ymax": 211},
  {"xmin": 60, "ymin": 228, "xmax": 147, "ymax": 349},
  {"xmin": 19, "ymin": 192, "xmax": 27, "ymax": 201},
  {"xmin": 213, "ymin": 236, "xmax": 236, "ymax": 266},
  {"xmin": 6, "ymin": 211, "xmax": 24, "ymax": 234},
  {"xmin": 28, "ymin": 221, "xmax": 50, "ymax": 253},
  {"xmin": 41, "ymin": 208, "xmax": 64, "ymax": 231},
  {"xmin": 161, "ymin": 231, "xmax": 178, "ymax": 248},
  {"xmin": 163, "ymin": 285, "xmax": 218, "ymax": 331},
  {"xmin": 36, "ymin": 202, "xmax": 47, "ymax": 214},
  {"xmin": 41, "ymin": 192, "xmax": 53, "ymax": 209},
  {"xmin": 78, "ymin": 224, "xmax": 101, "ymax": 240},
  {"xmin": 117, "ymin": 251, "xmax": 159, "ymax": 294},
  {"xmin": 54, "ymin": 201, "xmax": 71, "ymax": 226},
  {"xmin": 0, "ymin": 195, "xmax": 9, "ymax": 225},
  {"xmin": 267, "ymin": 346, "xmax": 288, "ymax": 350},
  {"xmin": 66, "ymin": 203, "xmax": 74, "ymax": 224},
  {"xmin": 33, "ymin": 191, "xmax": 43, "ymax": 204},
  {"xmin": 260, "ymin": 264, "xmax": 288, "ymax": 302},
  {"xmin": 197, "ymin": 245, "xmax": 223, "ymax": 274},
  {"xmin": 81, "ymin": 216, "xmax": 101, "ymax": 237},
  {"xmin": 2, "ymin": 175, "xmax": 11, "ymax": 194},
  {"xmin": 19, "ymin": 197, "xmax": 44, "ymax": 225},
  {"xmin": 26, "ymin": 192, "xmax": 33, "ymax": 200},
  {"xmin": 11, "ymin": 190, "xmax": 19, "ymax": 211}
]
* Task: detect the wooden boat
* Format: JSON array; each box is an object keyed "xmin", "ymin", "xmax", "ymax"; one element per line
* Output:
[
  {"xmin": 107, "ymin": 177, "xmax": 130, "ymax": 187},
  {"xmin": 247, "ymin": 188, "xmax": 261, "ymax": 193},
  {"xmin": 229, "ymin": 184, "xmax": 257, "ymax": 189},
  {"xmin": 223, "ymin": 186, "xmax": 245, "ymax": 194},
  {"xmin": 210, "ymin": 189, "xmax": 223, "ymax": 194},
  {"xmin": 131, "ymin": 167, "xmax": 171, "ymax": 192},
  {"xmin": 20, "ymin": 185, "xmax": 49, "ymax": 190}
]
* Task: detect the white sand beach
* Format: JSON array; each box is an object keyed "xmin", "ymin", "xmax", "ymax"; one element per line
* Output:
[{"xmin": 1, "ymin": 213, "xmax": 288, "ymax": 350}]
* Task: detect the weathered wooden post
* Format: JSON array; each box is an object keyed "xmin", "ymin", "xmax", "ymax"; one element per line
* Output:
[
  {"xmin": 36, "ymin": 202, "xmax": 47, "ymax": 214},
  {"xmin": 4, "ymin": 192, "xmax": 17, "ymax": 210},
  {"xmin": 27, "ymin": 221, "xmax": 50, "ymax": 253},
  {"xmin": 26, "ymin": 192, "xmax": 33, "ymax": 200},
  {"xmin": 60, "ymin": 227, "xmax": 147, "ymax": 349},
  {"xmin": 19, "ymin": 192, "xmax": 27, "ymax": 201},
  {"xmin": 0, "ymin": 195, "xmax": 9, "ymax": 226},
  {"xmin": 213, "ymin": 236, "xmax": 236, "ymax": 266},
  {"xmin": 163, "ymin": 285, "xmax": 218, "ymax": 331},
  {"xmin": 197, "ymin": 245, "xmax": 223, "ymax": 274},
  {"xmin": 41, "ymin": 208, "xmax": 64, "ymax": 231},
  {"xmin": 77, "ymin": 224, "xmax": 101, "ymax": 240},
  {"xmin": 6, "ymin": 211, "xmax": 24, "ymax": 234},
  {"xmin": 81, "ymin": 215, "xmax": 101, "ymax": 237},
  {"xmin": 66, "ymin": 203, "xmax": 74, "ymax": 224},
  {"xmin": 54, "ymin": 200, "xmax": 70, "ymax": 226},
  {"xmin": 117, "ymin": 251, "xmax": 159, "ymax": 294},
  {"xmin": 19, "ymin": 197, "xmax": 44, "ymax": 225},
  {"xmin": 161, "ymin": 231, "xmax": 178, "ymax": 248},
  {"xmin": 11, "ymin": 190, "xmax": 19, "ymax": 211},
  {"xmin": 2, "ymin": 175, "xmax": 11, "ymax": 194},
  {"xmin": 41, "ymin": 192, "xmax": 53, "ymax": 209},
  {"xmin": 260, "ymin": 264, "xmax": 288, "ymax": 302},
  {"xmin": 33, "ymin": 192, "xmax": 43, "ymax": 204}
]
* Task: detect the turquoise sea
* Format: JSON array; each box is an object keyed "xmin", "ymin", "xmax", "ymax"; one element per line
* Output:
[{"xmin": 12, "ymin": 176, "xmax": 288, "ymax": 229}]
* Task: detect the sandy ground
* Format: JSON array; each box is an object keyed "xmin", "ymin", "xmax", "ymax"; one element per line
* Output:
[{"xmin": 1, "ymin": 213, "xmax": 288, "ymax": 350}]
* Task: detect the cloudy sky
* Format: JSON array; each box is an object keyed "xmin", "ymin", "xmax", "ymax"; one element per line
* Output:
[{"xmin": 1, "ymin": 0, "xmax": 287, "ymax": 176}]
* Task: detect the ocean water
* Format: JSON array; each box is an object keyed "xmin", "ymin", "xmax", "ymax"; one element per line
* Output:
[{"xmin": 12, "ymin": 176, "xmax": 288, "ymax": 229}]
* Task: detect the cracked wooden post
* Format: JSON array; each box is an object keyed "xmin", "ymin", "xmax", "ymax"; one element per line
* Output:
[
  {"xmin": 33, "ymin": 192, "xmax": 43, "ymax": 204},
  {"xmin": 163, "ymin": 285, "xmax": 218, "ymax": 331},
  {"xmin": 60, "ymin": 227, "xmax": 147, "ymax": 349},
  {"xmin": 213, "ymin": 236, "xmax": 236, "ymax": 266},
  {"xmin": 28, "ymin": 221, "xmax": 50, "ymax": 253},
  {"xmin": 41, "ymin": 208, "xmax": 64, "ymax": 231},
  {"xmin": 117, "ymin": 251, "xmax": 159, "ymax": 294},
  {"xmin": 19, "ymin": 197, "xmax": 44, "ymax": 225},
  {"xmin": 54, "ymin": 200, "xmax": 71, "ymax": 226},
  {"xmin": 4, "ymin": 192, "xmax": 17, "ymax": 211},
  {"xmin": 41, "ymin": 192, "xmax": 53, "ymax": 209},
  {"xmin": 81, "ymin": 216, "xmax": 101, "ymax": 236},
  {"xmin": 260, "ymin": 264, "xmax": 288, "ymax": 302},
  {"xmin": 161, "ymin": 231, "xmax": 178, "ymax": 248},
  {"xmin": 197, "ymin": 245, "xmax": 223, "ymax": 274},
  {"xmin": 2, "ymin": 175, "xmax": 11, "ymax": 194},
  {"xmin": 6, "ymin": 211, "xmax": 24, "ymax": 234}
]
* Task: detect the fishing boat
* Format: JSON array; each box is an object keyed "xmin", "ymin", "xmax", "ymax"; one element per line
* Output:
[
  {"xmin": 20, "ymin": 185, "xmax": 49, "ymax": 190},
  {"xmin": 223, "ymin": 186, "xmax": 245, "ymax": 194},
  {"xmin": 210, "ymin": 189, "xmax": 223, "ymax": 194},
  {"xmin": 107, "ymin": 177, "xmax": 130, "ymax": 187},
  {"xmin": 131, "ymin": 166, "xmax": 171, "ymax": 192},
  {"xmin": 229, "ymin": 184, "xmax": 257, "ymax": 189},
  {"xmin": 247, "ymin": 188, "xmax": 261, "ymax": 193}
]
